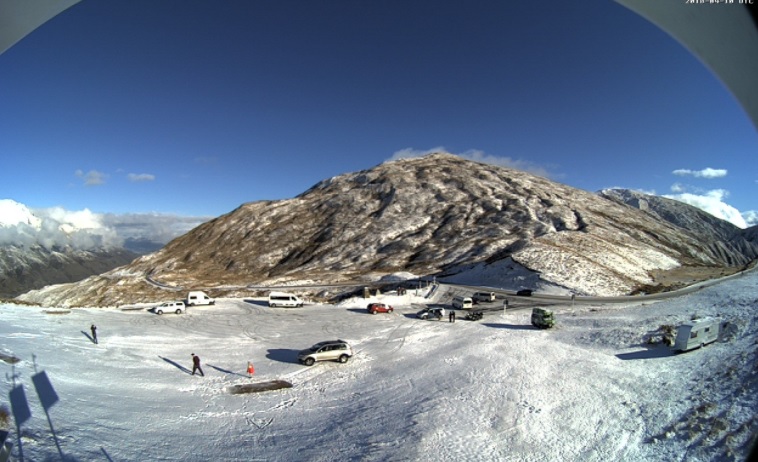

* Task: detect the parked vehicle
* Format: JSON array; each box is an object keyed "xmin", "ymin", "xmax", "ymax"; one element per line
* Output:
[
  {"xmin": 186, "ymin": 291, "xmax": 215, "ymax": 306},
  {"xmin": 531, "ymin": 308, "xmax": 555, "ymax": 329},
  {"xmin": 452, "ymin": 295, "xmax": 473, "ymax": 310},
  {"xmin": 298, "ymin": 340, "xmax": 353, "ymax": 366},
  {"xmin": 464, "ymin": 310, "xmax": 484, "ymax": 321},
  {"xmin": 516, "ymin": 289, "xmax": 533, "ymax": 297},
  {"xmin": 268, "ymin": 292, "xmax": 304, "ymax": 307},
  {"xmin": 417, "ymin": 307, "xmax": 446, "ymax": 321},
  {"xmin": 472, "ymin": 292, "xmax": 496, "ymax": 303},
  {"xmin": 673, "ymin": 318, "xmax": 720, "ymax": 352},
  {"xmin": 152, "ymin": 301, "xmax": 186, "ymax": 315},
  {"xmin": 367, "ymin": 303, "xmax": 394, "ymax": 314}
]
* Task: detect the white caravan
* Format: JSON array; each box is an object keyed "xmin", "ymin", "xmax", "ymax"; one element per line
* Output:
[
  {"xmin": 673, "ymin": 318, "xmax": 720, "ymax": 352},
  {"xmin": 186, "ymin": 291, "xmax": 215, "ymax": 306},
  {"xmin": 268, "ymin": 292, "xmax": 304, "ymax": 307}
]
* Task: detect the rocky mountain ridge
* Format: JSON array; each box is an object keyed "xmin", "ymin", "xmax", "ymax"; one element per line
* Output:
[
  {"xmin": 599, "ymin": 188, "xmax": 758, "ymax": 265},
  {"xmin": 0, "ymin": 244, "xmax": 138, "ymax": 298},
  {"xmin": 17, "ymin": 153, "xmax": 758, "ymax": 307}
]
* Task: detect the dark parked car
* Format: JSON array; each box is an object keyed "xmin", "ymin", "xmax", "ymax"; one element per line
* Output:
[
  {"xmin": 464, "ymin": 310, "xmax": 483, "ymax": 321},
  {"xmin": 516, "ymin": 289, "xmax": 533, "ymax": 296},
  {"xmin": 367, "ymin": 303, "xmax": 394, "ymax": 314}
]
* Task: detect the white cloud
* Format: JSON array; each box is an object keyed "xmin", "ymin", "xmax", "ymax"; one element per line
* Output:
[
  {"xmin": 127, "ymin": 173, "xmax": 156, "ymax": 182},
  {"xmin": 670, "ymin": 183, "xmax": 685, "ymax": 193},
  {"xmin": 43, "ymin": 207, "xmax": 102, "ymax": 229},
  {"xmin": 101, "ymin": 212, "xmax": 212, "ymax": 244},
  {"xmin": 672, "ymin": 168, "xmax": 728, "ymax": 179},
  {"xmin": 664, "ymin": 187, "xmax": 748, "ymax": 229},
  {"xmin": 742, "ymin": 210, "xmax": 758, "ymax": 227},
  {"xmin": 0, "ymin": 200, "xmax": 212, "ymax": 250},
  {"xmin": 75, "ymin": 169, "xmax": 108, "ymax": 186},
  {"xmin": 388, "ymin": 147, "xmax": 553, "ymax": 178},
  {"xmin": 0, "ymin": 205, "xmax": 121, "ymax": 249}
]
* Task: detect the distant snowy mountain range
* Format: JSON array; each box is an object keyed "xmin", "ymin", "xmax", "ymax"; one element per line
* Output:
[
  {"xmin": 0, "ymin": 199, "xmax": 140, "ymax": 297},
  {"xmin": 16, "ymin": 153, "xmax": 758, "ymax": 307}
]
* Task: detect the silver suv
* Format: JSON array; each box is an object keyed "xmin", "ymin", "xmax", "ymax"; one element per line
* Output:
[
  {"xmin": 298, "ymin": 340, "xmax": 353, "ymax": 366},
  {"xmin": 417, "ymin": 307, "xmax": 446, "ymax": 321}
]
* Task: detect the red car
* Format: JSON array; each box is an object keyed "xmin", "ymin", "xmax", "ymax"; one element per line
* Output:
[{"xmin": 367, "ymin": 303, "xmax": 394, "ymax": 314}]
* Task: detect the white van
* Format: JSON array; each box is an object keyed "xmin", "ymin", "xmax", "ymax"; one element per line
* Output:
[
  {"xmin": 452, "ymin": 295, "xmax": 473, "ymax": 310},
  {"xmin": 268, "ymin": 292, "xmax": 304, "ymax": 308},
  {"xmin": 673, "ymin": 318, "xmax": 720, "ymax": 352},
  {"xmin": 472, "ymin": 291, "xmax": 496, "ymax": 303},
  {"xmin": 186, "ymin": 291, "xmax": 215, "ymax": 306}
]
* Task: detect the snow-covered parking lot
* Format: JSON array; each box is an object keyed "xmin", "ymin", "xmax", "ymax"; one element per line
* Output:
[{"xmin": 1, "ymin": 274, "xmax": 757, "ymax": 461}]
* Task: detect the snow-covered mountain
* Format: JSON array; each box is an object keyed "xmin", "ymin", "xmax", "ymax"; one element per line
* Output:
[
  {"xmin": 0, "ymin": 199, "xmax": 138, "ymax": 298},
  {"xmin": 0, "ymin": 199, "xmax": 42, "ymax": 229},
  {"xmin": 599, "ymin": 188, "xmax": 758, "ymax": 265},
  {"xmin": 17, "ymin": 153, "xmax": 758, "ymax": 307}
]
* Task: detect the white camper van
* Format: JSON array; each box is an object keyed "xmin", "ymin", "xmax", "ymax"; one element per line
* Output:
[
  {"xmin": 673, "ymin": 318, "xmax": 720, "ymax": 352},
  {"xmin": 452, "ymin": 295, "xmax": 473, "ymax": 310},
  {"xmin": 186, "ymin": 291, "xmax": 215, "ymax": 306},
  {"xmin": 268, "ymin": 292, "xmax": 304, "ymax": 308}
]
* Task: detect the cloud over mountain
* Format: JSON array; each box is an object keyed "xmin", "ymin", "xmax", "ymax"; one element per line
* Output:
[
  {"xmin": 0, "ymin": 199, "xmax": 211, "ymax": 251},
  {"xmin": 664, "ymin": 189, "xmax": 748, "ymax": 229}
]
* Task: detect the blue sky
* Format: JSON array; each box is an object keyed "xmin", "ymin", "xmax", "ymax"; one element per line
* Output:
[{"xmin": 1, "ymin": 0, "xmax": 756, "ymax": 230}]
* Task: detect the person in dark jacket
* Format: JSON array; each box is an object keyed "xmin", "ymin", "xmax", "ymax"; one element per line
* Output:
[
  {"xmin": 449, "ymin": 311, "xmax": 455, "ymax": 323},
  {"xmin": 90, "ymin": 324, "xmax": 98, "ymax": 344},
  {"xmin": 191, "ymin": 353, "xmax": 204, "ymax": 376}
]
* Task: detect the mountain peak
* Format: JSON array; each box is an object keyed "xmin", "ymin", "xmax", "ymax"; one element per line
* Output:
[
  {"xmin": 17, "ymin": 157, "xmax": 758, "ymax": 307},
  {"xmin": 0, "ymin": 199, "xmax": 42, "ymax": 229}
]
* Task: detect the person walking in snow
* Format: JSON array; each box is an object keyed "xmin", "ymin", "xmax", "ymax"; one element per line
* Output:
[
  {"xmin": 191, "ymin": 353, "xmax": 204, "ymax": 376},
  {"xmin": 449, "ymin": 310, "xmax": 455, "ymax": 323},
  {"xmin": 90, "ymin": 324, "xmax": 98, "ymax": 344}
]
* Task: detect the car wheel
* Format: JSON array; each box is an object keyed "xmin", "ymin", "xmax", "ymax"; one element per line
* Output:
[
  {"xmin": 176, "ymin": 309, "xmax": 182, "ymax": 314},
  {"xmin": 372, "ymin": 310, "xmax": 377, "ymax": 315},
  {"xmin": 156, "ymin": 310, "xmax": 163, "ymax": 315},
  {"xmin": 304, "ymin": 357, "xmax": 315, "ymax": 366},
  {"xmin": 338, "ymin": 354, "xmax": 349, "ymax": 364}
]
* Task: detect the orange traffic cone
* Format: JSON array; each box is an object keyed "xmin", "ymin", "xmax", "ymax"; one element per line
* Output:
[{"xmin": 247, "ymin": 361, "xmax": 255, "ymax": 377}]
